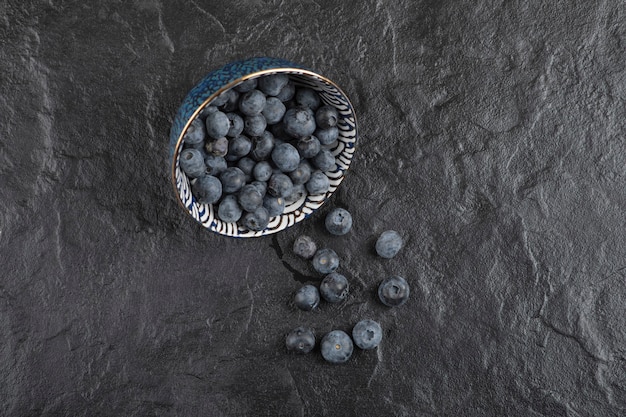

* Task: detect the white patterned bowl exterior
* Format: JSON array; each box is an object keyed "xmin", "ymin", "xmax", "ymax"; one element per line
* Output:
[{"xmin": 170, "ymin": 57, "xmax": 357, "ymax": 237}]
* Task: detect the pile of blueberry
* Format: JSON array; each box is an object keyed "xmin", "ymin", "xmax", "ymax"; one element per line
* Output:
[
  {"xmin": 178, "ymin": 73, "xmax": 342, "ymax": 231},
  {"xmin": 285, "ymin": 208, "xmax": 409, "ymax": 364}
]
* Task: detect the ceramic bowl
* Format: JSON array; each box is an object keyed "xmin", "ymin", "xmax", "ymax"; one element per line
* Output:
[{"xmin": 169, "ymin": 57, "xmax": 357, "ymax": 237}]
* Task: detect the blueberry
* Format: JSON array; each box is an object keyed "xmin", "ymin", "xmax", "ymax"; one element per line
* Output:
[
  {"xmin": 375, "ymin": 230, "xmax": 403, "ymax": 259},
  {"xmin": 262, "ymin": 97, "xmax": 287, "ymax": 124},
  {"xmin": 204, "ymin": 155, "xmax": 227, "ymax": 176},
  {"xmin": 285, "ymin": 184, "xmax": 307, "ymax": 205},
  {"xmin": 250, "ymin": 180, "xmax": 267, "ymax": 197},
  {"xmin": 378, "ymin": 276, "xmax": 410, "ymax": 307},
  {"xmin": 276, "ymin": 81, "xmax": 295, "ymax": 102},
  {"xmin": 268, "ymin": 173, "xmax": 293, "ymax": 198},
  {"xmin": 294, "ymin": 285, "xmax": 320, "ymax": 311},
  {"xmin": 293, "ymin": 235, "xmax": 317, "ymax": 259},
  {"xmin": 270, "ymin": 121, "xmax": 291, "ymax": 142},
  {"xmin": 179, "ymin": 148, "xmax": 206, "ymax": 178},
  {"xmin": 191, "ymin": 174, "xmax": 222, "ymax": 204},
  {"xmin": 325, "ymin": 208, "xmax": 352, "ymax": 236},
  {"xmin": 220, "ymin": 88, "xmax": 240, "ymax": 112},
  {"xmin": 253, "ymin": 161, "xmax": 273, "ymax": 182},
  {"xmin": 320, "ymin": 272, "xmax": 349, "ymax": 303},
  {"xmin": 263, "ymin": 195, "xmax": 285, "ymax": 217},
  {"xmin": 209, "ymin": 91, "xmax": 229, "ymax": 108},
  {"xmin": 241, "ymin": 206, "xmax": 270, "ymax": 231},
  {"xmin": 226, "ymin": 113, "xmax": 244, "ymax": 137},
  {"xmin": 320, "ymin": 330, "xmax": 353, "ymax": 364},
  {"xmin": 239, "ymin": 89, "xmax": 266, "ymax": 116},
  {"xmin": 250, "ymin": 131, "xmax": 275, "ymax": 161},
  {"xmin": 244, "ymin": 114, "xmax": 267, "ymax": 137},
  {"xmin": 285, "ymin": 327, "xmax": 315, "ymax": 354},
  {"xmin": 312, "ymin": 248, "xmax": 339, "ymax": 274},
  {"xmin": 183, "ymin": 118, "xmax": 206, "ymax": 145},
  {"xmin": 305, "ymin": 171, "xmax": 330, "ymax": 195},
  {"xmin": 315, "ymin": 105, "xmax": 339, "ymax": 129},
  {"xmin": 315, "ymin": 127, "xmax": 339, "ymax": 145},
  {"xmin": 297, "ymin": 135, "xmax": 321, "ymax": 159},
  {"xmin": 258, "ymin": 73, "xmax": 290, "ymax": 96},
  {"xmin": 235, "ymin": 78, "xmax": 258, "ymax": 93},
  {"xmin": 205, "ymin": 111, "xmax": 230, "ymax": 139},
  {"xmin": 312, "ymin": 149, "xmax": 336, "ymax": 172},
  {"xmin": 227, "ymin": 135, "xmax": 252, "ymax": 160},
  {"xmin": 236, "ymin": 157, "xmax": 256, "ymax": 181},
  {"xmin": 283, "ymin": 106, "xmax": 317, "ymax": 138},
  {"xmin": 352, "ymin": 319, "xmax": 383, "ymax": 350},
  {"xmin": 219, "ymin": 167, "xmax": 246, "ymax": 194},
  {"xmin": 295, "ymin": 87, "xmax": 321, "ymax": 110},
  {"xmin": 271, "ymin": 143, "xmax": 300, "ymax": 173},
  {"xmin": 217, "ymin": 194, "xmax": 243, "ymax": 223},
  {"xmin": 289, "ymin": 161, "xmax": 312, "ymax": 185},
  {"xmin": 199, "ymin": 105, "xmax": 218, "ymax": 119},
  {"xmin": 204, "ymin": 137, "xmax": 228, "ymax": 157},
  {"xmin": 238, "ymin": 184, "xmax": 263, "ymax": 212}
]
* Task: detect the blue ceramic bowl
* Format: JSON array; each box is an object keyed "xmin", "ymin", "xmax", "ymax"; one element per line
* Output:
[{"xmin": 169, "ymin": 57, "xmax": 357, "ymax": 237}]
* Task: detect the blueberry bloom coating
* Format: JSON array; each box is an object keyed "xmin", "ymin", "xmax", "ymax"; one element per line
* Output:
[
  {"xmin": 217, "ymin": 195, "xmax": 243, "ymax": 223},
  {"xmin": 284, "ymin": 184, "xmax": 306, "ymax": 205},
  {"xmin": 268, "ymin": 173, "xmax": 294, "ymax": 198},
  {"xmin": 226, "ymin": 112, "xmax": 244, "ymax": 137},
  {"xmin": 237, "ymin": 157, "xmax": 256, "ymax": 179},
  {"xmin": 244, "ymin": 114, "xmax": 267, "ymax": 137},
  {"xmin": 220, "ymin": 88, "xmax": 240, "ymax": 112},
  {"xmin": 228, "ymin": 135, "xmax": 252, "ymax": 159},
  {"xmin": 276, "ymin": 81, "xmax": 295, "ymax": 102},
  {"xmin": 289, "ymin": 161, "xmax": 312, "ymax": 185},
  {"xmin": 325, "ymin": 208, "xmax": 352, "ymax": 235},
  {"xmin": 315, "ymin": 105, "xmax": 339, "ymax": 129},
  {"xmin": 219, "ymin": 167, "xmax": 246, "ymax": 194},
  {"xmin": 191, "ymin": 174, "xmax": 222, "ymax": 204},
  {"xmin": 238, "ymin": 184, "xmax": 263, "ymax": 212},
  {"xmin": 179, "ymin": 148, "xmax": 206, "ymax": 178},
  {"xmin": 315, "ymin": 127, "xmax": 339, "ymax": 145},
  {"xmin": 204, "ymin": 137, "xmax": 229, "ymax": 157},
  {"xmin": 263, "ymin": 195, "xmax": 285, "ymax": 217},
  {"xmin": 205, "ymin": 111, "xmax": 230, "ymax": 139},
  {"xmin": 241, "ymin": 206, "xmax": 270, "ymax": 231},
  {"xmin": 378, "ymin": 276, "xmax": 410, "ymax": 307},
  {"xmin": 294, "ymin": 285, "xmax": 320, "ymax": 311},
  {"xmin": 250, "ymin": 131, "xmax": 275, "ymax": 161},
  {"xmin": 258, "ymin": 73, "xmax": 290, "ymax": 96},
  {"xmin": 375, "ymin": 230, "xmax": 403, "ymax": 259},
  {"xmin": 295, "ymin": 87, "xmax": 321, "ymax": 110},
  {"xmin": 204, "ymin": 155, "xmax": 227, "ymax": 176},
  {"xmin": 312, "ymin": 149, "xmax": 336, "ymax": 172},
  {"xmin": 239, "ymin": 89, "xmax": 266, "ymax": 116},
  {"xmin": 292, "ymin": 235, "xmax": 317, "ymax": 259},
  {"xmin": 297, "ymin": 135, "xmax": 321, "ymax": 159},
  {"xmin": 250, "ymin": 180, "xmax": 267, "ymax": 197},
  {"xmin": 183, "ymin": 118, "xmax": 206, "ymax": 145},
  {"xmin": 283, "ymin": 106, "xmax": 316, "ymax": 138},
  {"xmin": 352, "ymin": 319, "xmax": 383, "ymax": 350},
  {"xmin": 285, "ymin": 327, "xmax": 315, "ymax": 354},
  {"xmin": 234, "ymin": 78, "xmax": 258, "ymax": 93},
  {"xmin": 253, "ymin": 161, "xmax": 273, "ymax": 182},
  {"xmin": 262, "ymin": 97, "xmax": 287, "ymax": 124},
  {"xmin": 321, "ymin": 330, "xmax": 353, "ymax": 364},
  {"xmin": 312, "ymin": 248, "xmax": 339, "ymax": 274},
  {"xmin": 210, "ymin": 91, "xmax": 229, "ymax": 107},
  {"xmin": 305, "ymin": 171, "xmax": 330, "ymax": 195},
  {"xmin": 271, "ymin": 143, "xmax": 300, "ymax": 173},
  {"xmin": 320, "ymin": 272, "xmax": 349, "ymax": 303}
]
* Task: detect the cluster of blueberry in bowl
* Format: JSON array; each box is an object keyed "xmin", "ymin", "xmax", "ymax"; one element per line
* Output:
[
  {"xmin": 178, "ymin": 73, "xmax": 344, "ymax": 232},
  {"xmin": 285, "ymin": 208, "xmax": 409, "ymax": 364}
]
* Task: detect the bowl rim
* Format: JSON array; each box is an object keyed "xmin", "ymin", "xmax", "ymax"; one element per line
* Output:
[{"xmin": 171, "ymin": 66, "xmax": 358, "ymax": 236}]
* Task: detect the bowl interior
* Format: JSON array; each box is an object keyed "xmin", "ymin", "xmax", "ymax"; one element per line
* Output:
[{"xmin": 173, "ymin": 69, "xmax": 357, "ymax": 237}]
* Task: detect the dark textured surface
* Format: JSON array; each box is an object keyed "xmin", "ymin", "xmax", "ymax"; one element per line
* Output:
[{"xmin": 2, "ymin": 1, "xmax": 625, "ymax": 416}]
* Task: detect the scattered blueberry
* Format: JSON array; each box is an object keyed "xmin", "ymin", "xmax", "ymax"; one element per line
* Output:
[
  {"xmin": 179, "ymin": 148, "xmax": 206, "ymax": 178},
  {"xmin": 378, "ymin": 276, "xmax": 410, "ymax": 307},
  {"xmin": 283, "ymin": 106, "xmax": 317, "ymax": 138},
  {"xmin": 285, "ymin": 327, "xmax": 316, "ymax": 354},
  {"xmin": 204, "ymin": 154, "xmax": 227, "ymax": 176},
  {"xmin": 262, "ymin": 97, "xmax": 287, "ymax": 124},
  {"xmin": 312, "ymin": 248, "xmax": 339, "ymax": 274},
  {"xmin": 217, "ymin": 194, "xmax": 243, "ymax": 222},
  {"xmin": 241, "ymin": 206, "xmax": 270, "ymax": 231},
  {"xmin": 191, "ymin": 174, "xmax": 222, "ymax": 204},
  {"xmin": 268, "ymin": 173, "xmax": 294, "ymax": 198},
  {"xmin": 235, "ymin": 78, "xmax": 258, "ymax": 93},
  {"xmin": 289, "ymin": 161, "xmax": 312, "ymax": 185},
  {"xmin": 219, "ymin": 167, "xmax": 246, "ymax": 194},
  {"xmin": 312, "ymin": 149, "xmax": 336, "ymax": 172},
  {"xmin": 352, "ymin": 320, "xmax": 383, "ymax": 350},
  {"xmin": 297, "ymin": 135, "xmax": 321, "ymax": 159},
  {"xmin": 250, "ymin": 131, "xmax": 275, "ymax": 161},
  {"xmin": 205, "ymin": 111, "xmax": 230, "ymax": 139},
  {"xmin": 320, "ymin": 272, "xmax": 349, "ymax": 303},
  {"xmin": 271, "ymin": 143, "xmax": 300, "ymax": 173},
  {"xmin": 253, "ymin": 160, "xmax": 273, "ymax": 182},
  {"xmin": 204, "ymin": 137, "xmax": 228, "ymax": 157},
  {"xmin": 315, "ymin": 126, "xmax": 339, "ymax": 145},
  {"xmin": 325, "ymin": 208, "xmax": 352, "ymax": 235},
  {"xmin": 315, "ymin": 105, "xmax": 339, "ymax": 129},
  {"xmin": 305, "ymin": 171, "xmax": 330, "ymax": 195},
  {"xmin": 295, "ymin": 87, "xmax": 321, "ymax": 110},
  {"xmin": 238, "ymin": 184, "xmax": 263, "ymax": 212},
  {"xmin": 320, "ymin": 330, "xmax": 353, "ymax": 364},
  {"xmin": 292, "ymin": 235, "xmax": 317, "ymax": 259},
  {"xmin": 244, "ymin": 114, "xmax": 267, "ymax": 137},
  {"xmin": 276, "ymin": 81, "xmax": 295, "ymax": 102},
  {"xmin": 263, "ymin": 195, "xmax": 285, "ymax": 216},
  {"xmin": 227, "ymin": 135, "xmax": 252, "ymax": 160},
  {"xmin": 239, "ymin": 89, "xmax": 266, "ymax": 116},
  {"xmin": 258, "ymin": 73, "xmax": 290, "ymax": 96},
  {"xmin": 226, "ymin": 112, "xmax": 244, "ymax": 137},
  {"xmin": 375, "ymin": 230, "xmax": 403, "ymax": 259},
  {"xmin": 183, "ymin": 118, "xmax": 206, "ymax": 145},
  {"xmin": 294, "ymin": 285, "xmax": 320, "ymax": 311}
]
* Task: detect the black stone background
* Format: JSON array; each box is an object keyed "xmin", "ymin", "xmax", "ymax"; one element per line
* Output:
[{"xmin": 1, "ymin": 0, "xmax": 625, "ymax": 416}]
